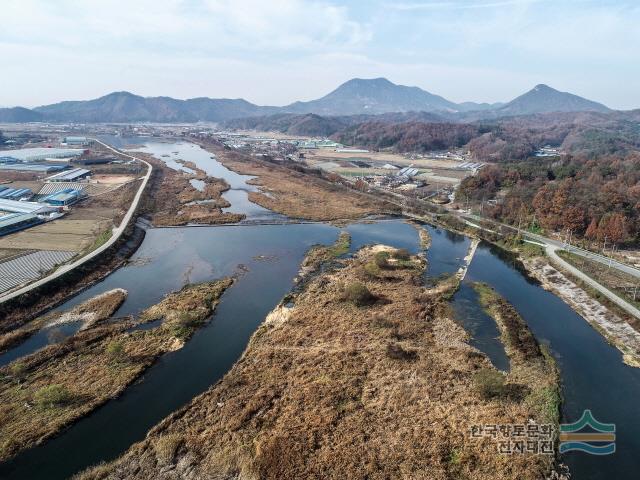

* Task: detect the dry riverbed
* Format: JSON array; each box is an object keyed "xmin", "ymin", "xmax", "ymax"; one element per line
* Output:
[
  {"xmin": 76, "ymin": 245, "xmax": 560, "ymax": 480},
  {"xmin": 0, "ymin": 278, "xmax": 232, "ymax": 461}
]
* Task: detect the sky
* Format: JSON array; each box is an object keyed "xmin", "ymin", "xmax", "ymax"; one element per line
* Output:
[{"xmin": 1, "ymin": 0, "xmax": 638, "ymax": 109}]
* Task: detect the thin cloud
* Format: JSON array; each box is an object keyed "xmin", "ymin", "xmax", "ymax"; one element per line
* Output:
[{"xmin": 388, "ymin": 0, "xmax": 545, "ymax": 10}]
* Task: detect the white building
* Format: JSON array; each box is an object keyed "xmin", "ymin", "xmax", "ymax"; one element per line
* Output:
[{"xmin": 0, "ymin": 148, "xmax": 84, "ymax": 162}]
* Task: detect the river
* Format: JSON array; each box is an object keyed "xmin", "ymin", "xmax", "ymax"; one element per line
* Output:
[{"xmin": 0, "ymin": 139, "xmax": 639, "ymax": 479}]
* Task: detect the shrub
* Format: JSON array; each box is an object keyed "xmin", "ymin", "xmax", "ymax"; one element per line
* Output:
[
  {"xmin": 177, "ymin": 312, "xmax": 201, "ymax": 329},
  {"xmin": 363, "ymin": 261, "xmax": 381, "ymax": 278},
  {"xmin": 374, "ymin": 251, "xmax": 390, "ymax": 268},
  {"xmin": 154, "ymin": 434, "xmax": 182, "ymax": 464},
  {"xmin": 386, "ymin": 342, "xmax": 418, "ymax": 361},
  {"xmin": 34, "ymin": 384, "xmax": 71, "ymax": 409},
  {"xmin": 171, "ymin": 312, "xmax": 203, "ymax": 339},
  {"xmin": 106, "ymin": 340, "xmax": 127, "ymax": 363},
  {"xmin": 370, "ymin": 314, "xmax": 394, "ymax": 329},
  {"xmin": 343, "ymin": 282, "xmax": 375, "ymax": 306},
  {"xmin": 391, "ymin": 248, "xmax": 411, "ymax": 261},
  {"xmin": 473, "ymin": 368, "xmax": 506, "ymax": 399},
  {"xmin": 10, "ymin": 362, "xmax": 27, "ymax": 382}
]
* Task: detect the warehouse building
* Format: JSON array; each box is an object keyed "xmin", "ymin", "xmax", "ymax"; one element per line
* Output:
[
  {"xmin": 62, "ymin": 136, "xmax": 89, "ymax": 146},
  {"xmin": 74, "ymin": 157, "xmax": 115, "ymax": 165},
  {"xmin": 0, "ymin": 198, "xmax": 57, "ymax": 215},
  {"xmin": 0, "ymin": 163, "xmax": 67, "ymax": 173},
  {"xmin": 0, "ymin": 213, "xmax": 43, "ymax": 237},
  {"xmin": 42, "ymin": 189, "xmax": 85, "ymax": 206},
  {"xmin": 45, "ymin": 168, "xmax": 91, "ymax": 183},
  {"xmin": 0, "ymin": 187, "xmax": 33, "ymax": 200},
  {"xmin": 0, "ymin": 147, "xmax": 84, "ymax": 162}
]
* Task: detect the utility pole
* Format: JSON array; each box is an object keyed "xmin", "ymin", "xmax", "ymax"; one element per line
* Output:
[{"xmin": 603, "ymin": 236, "xmax": 607, "ymax": 255}]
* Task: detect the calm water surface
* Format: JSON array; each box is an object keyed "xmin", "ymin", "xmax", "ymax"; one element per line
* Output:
[{"xmin": 2, "ymin": 139, "xmax": 639, "ymax": 479}]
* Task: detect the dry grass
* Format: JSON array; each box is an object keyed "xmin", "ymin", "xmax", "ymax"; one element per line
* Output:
[
  {"xmin": 0, "ymin": 289, "xmax": 127, "ymax": 353},
  {"xmin": 0, "ymin": 279, "xmax": 232, "ymax": 461},
  {"xmin": 0, "ymin": 179, "xmax": 142, "ymax": 253},
  {"xmin": 0, "ymin": 249, "xmax": 26, "ymax": 261},
  {"xmin": 301, "ymin": 231, "xmax": 351, "ymax": 272},
  {"xmin": 0, "ymin": 219, "xmax": 108, "ymax": 252},
  {"xmin": 472, "ymin": 282, "xmax": 560, "ymax": 424},
  {"xmin": 558, "ymin": 250, "xmax": 640, "ymax": 311},
  {"xmin": 524, "ymin": 257, "xmax": 640, "ymax": 367},
  {"xmin": 206, "ymin": 145, "xmax": 396, "ymax": 221},
  {"xmin": 136, "ymin": 153, "xmax": 243, "ymax": 226},
  {"xmin": 76, "ymin": 247, "xmax": 558, "ymax": 480}
]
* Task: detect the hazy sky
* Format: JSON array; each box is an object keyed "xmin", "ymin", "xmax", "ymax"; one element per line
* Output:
[{"xmin": 1, "ymin": 0, "xmax": 638, "ymax": 109}]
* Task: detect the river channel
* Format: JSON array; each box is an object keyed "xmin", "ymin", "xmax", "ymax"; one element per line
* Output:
[{"xmin": 0, "ymin": 139, "xmax": 638, "ymax": 479}]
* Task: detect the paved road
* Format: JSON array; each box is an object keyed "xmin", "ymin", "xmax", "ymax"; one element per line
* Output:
[
  {"xmin": 545, "ymin": 245, "xmax": 640, "ymax": 320},
  {"xmin": 460, "ymin": 212, "xmax": 640, "ymax": 280},
  {"xmin": 0, "ymin": 140, "xmax": 152, "ymax": 305}
]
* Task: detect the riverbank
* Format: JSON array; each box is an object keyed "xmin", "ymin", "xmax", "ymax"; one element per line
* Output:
[
  {"xmin": 0, "ymin": 288, "xmax": 126, "ymax": 355},
  {"xmin": 196, "ymin": 141, "xmax": 399, "ymax": 221},
  {"xmin": 0, "ymin": 223, "xmax": 145, "ymax": 341},
  {"xmin": 472, "ymin": 282, "xmax": 561, "ymax": 420},
  {"xmin": 76, "ymin": 244, "xmax": 559, "ymax": 480},
  {"xmin": 0, "ymin": 278, "xmax": 232, "ymax": 462},
  {"xmin": 299, "ymin": 230, "xmax": 351, "ymax": 275},
  {"xmin": 133, "ymin": 152, "xmax": 243, "ymax": 226},
  {"xmin": 434, "ymin": 214, "xmax": 640, "ymax": 367},
  {"xmin": 524, "ymin": 257, "xmax": 640, "ymax": 367}
]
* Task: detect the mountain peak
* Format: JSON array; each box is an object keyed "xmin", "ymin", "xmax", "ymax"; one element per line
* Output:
[
  {"xmin": 285, "ymin": 77, "xmax": 458, "ymax": 115},
  {"xmin": 497, "ymin": 84, "xmax": 610, "ymax": 116},
  {"xmin": 344, "ymin": 77, "xmax": 394, "ymax": 86},
  {"xmin": 102, "ymin": 91, "xmax": 140, "ymax": 99},
  {"xmin": 532, "ymin": 83, "xmax": 553, "ymax": 91}
]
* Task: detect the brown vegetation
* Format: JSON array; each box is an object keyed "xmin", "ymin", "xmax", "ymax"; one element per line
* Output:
[
  {"xmin": 200, "ymin": 143, "xmax": 397, "ymax": 221},
  {"xmin": 458, "ymin": 151, "xmax": 640, "ymax": 245},
  {"xmin": 135, "ymin": 152, "xmax": 243, "ymax": 226},
  {"xmin": 301, "ymin": 231, "xmax": 351, "ymax": 273},
  {"xmin": 76, "ymin": 247, "xmax": 558, "ymax": 480},
  {"xmin": 0, "ymin": 289, "xmax": 127, "ymax": 354},
  {"xmin": 524, "ymin": 256, "xmax": 640, "ymax": 367},
  {"xmin": 472, "ymin": 282, "xmax": 560, "ymax": 422},
  {"xmin": 0, "ymin": 279, "xmax": 232, "ymax": 461}
]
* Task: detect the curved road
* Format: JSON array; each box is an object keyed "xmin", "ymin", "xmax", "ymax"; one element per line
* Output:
[{"xmin": 0, "ymin": 139, "xmax": 152, "ymax": 305}]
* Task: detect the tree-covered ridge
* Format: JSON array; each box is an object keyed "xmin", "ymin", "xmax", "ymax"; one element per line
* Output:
[{"xmin": 458, "ymin": 152, "xmax": 640, "ymax": 244}]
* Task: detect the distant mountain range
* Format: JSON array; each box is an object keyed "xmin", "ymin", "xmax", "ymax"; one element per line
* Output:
[{"xmin": 0, "ymin": 78, "xmax": 614, "ymax": 124}]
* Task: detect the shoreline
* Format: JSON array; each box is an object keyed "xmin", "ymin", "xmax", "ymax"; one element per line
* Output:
[
  {"xmin": 74, "ymin": 243, "xmax": 560, "ymax": 479},
  {"xmin": 0, "ymin": 224, "xmax": 146, "ymax": 355},
  {"xmin": 524, "ymin": 257, "xmax": 640, "ymax": 368},
  {"xmin": 0, "ymin": 279, "xmax": 233, "ymax": 462}
]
